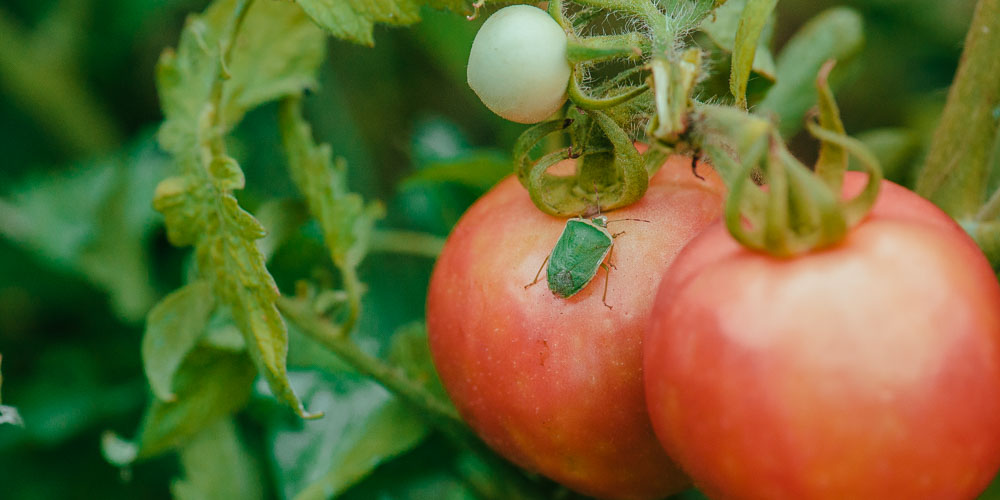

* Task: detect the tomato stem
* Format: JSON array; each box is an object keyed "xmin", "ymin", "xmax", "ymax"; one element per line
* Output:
[{"xmin": 916, "ymin": 0, "xmax": 1000, "ymax": 220}]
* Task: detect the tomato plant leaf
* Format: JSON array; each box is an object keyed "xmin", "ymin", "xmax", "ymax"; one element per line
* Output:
[
  {"xmin": 157, "ymin": 0, "xmax": 325, "ymax": 154},
  {"xmin": 267, "ymin": 371, "xmax": 430, "ymax": 500},
  {"xmin": 142, "ymin": 281, "xmax": 217, "ymax": 402},
  {"xmin": 152, "ymin": 0, "xmax": 327, "ymax": 419},
  {"xmin": 103, "ymin": 346, "xmax": 257, "ymax": 465},
  {"xmin": 726, "ymin": 0, "xmax": 777, "ymax": 109},
  {"xmin": 171, "ymin": 418, "xmax": 265, "ymax": 500},
  {"xmin": 279, "ymin": 97, "xmax": 385, "ymax": 334},
  {"xmin": 387, "ymin": 322, "xmax": 450, "ymax": 402},
  {"xmin": 756, "ymin": 7, "xmax": 863, "ymax": 138},
  {"xmin": 294, "ymin": 0, "xmax": 471, "ymax": 47},
  {"xmin": 700, "ymin": 0, "xmax": 777, "ymax": 84},
  {"xmin": 0, "ymin": 136, "xmax": 169, "ymax": 321}
]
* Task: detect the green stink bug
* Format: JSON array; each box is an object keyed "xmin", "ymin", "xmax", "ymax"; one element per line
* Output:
[{"xmin": 525, "ymin": 214, "xmax": 646, "ymax": 309}]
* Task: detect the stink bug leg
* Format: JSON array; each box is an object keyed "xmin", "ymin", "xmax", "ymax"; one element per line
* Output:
[
  {"xmin": 600, "ymin": 263, "xmax": 613, "ymax": 309},
  {"xmin": 525, "ymin": 254, "xmax": 551, "ymax": 289}
]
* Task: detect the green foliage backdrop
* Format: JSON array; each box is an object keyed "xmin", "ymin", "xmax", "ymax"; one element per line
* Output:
[{"xmin": 0, "ymin": 0, "xmax": 991, "ymax": 498}]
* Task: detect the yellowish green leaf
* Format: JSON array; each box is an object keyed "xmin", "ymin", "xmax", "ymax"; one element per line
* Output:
[
  {"xmin": 142, "ymin": 281, "xmax": 216, "ymax": 402},
  {"xmin": 728, "ymin": 0, "xmax": 777, "ymax": 109},
  {"xmin": 152, "ymin": 0, "xmax": 327, "ymax": 419}
]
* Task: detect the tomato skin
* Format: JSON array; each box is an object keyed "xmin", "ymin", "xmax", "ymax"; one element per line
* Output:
[
  {"xmin": 644, "ymin": 177, "xmax": 1000, "ymax": 500},
  {"xmin": 427, "ymin": 155, "xmax": 725, "ymax": 500}
]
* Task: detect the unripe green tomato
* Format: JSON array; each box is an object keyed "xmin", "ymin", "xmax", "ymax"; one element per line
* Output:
[{"xmin": 467, "ymin": 5, "xmax": 571, "ymax": 124}]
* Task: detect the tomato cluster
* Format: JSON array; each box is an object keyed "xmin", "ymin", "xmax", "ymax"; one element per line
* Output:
[{"xmin": 428, "ymin": 157, "xmax": 1000, "ymax": 499}]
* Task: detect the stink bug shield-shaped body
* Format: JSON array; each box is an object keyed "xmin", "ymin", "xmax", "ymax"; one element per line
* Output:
[
  {"xmin": 526, "ymin": 215, "xmax": 621, "ymax": 308},
  {"xmin": 548, "ymin": 216, "xmax": 614, "ymax": 297}
]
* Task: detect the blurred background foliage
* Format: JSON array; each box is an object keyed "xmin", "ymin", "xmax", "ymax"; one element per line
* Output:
[{"xmin": 0, "ymin": 0, "xmax": 988, "ymax": 498}]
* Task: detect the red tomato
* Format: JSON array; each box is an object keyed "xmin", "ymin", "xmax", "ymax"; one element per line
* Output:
[
  {"xmin": 644, "ymin": 175, "xmax": 1000, "ymax": 500},
  {"xmin": 427, "ymin": 154, "xmax": 725, "ymax": 499}
]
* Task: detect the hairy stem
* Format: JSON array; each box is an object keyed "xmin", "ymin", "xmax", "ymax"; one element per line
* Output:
[{"xmin": 915, "ymin": 0, "xmax": 1000, "ymax": 218}]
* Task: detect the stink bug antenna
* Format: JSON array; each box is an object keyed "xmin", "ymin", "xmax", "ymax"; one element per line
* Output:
[
  {"xmin": 593, "ymin": 182, "xmax": 602, "ymax": 217},
  {"xmin": 606, "ymin": 218, "xmax": 651, "ymax": 224}
]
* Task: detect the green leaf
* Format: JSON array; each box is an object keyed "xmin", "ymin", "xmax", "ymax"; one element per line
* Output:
[
  {"xmin": 157, "ymin": 0, "xmax": 326, "ymax": 154},
  {"xmin": 280, "ymin": 97, "xmax": 384, "ymax": 273},
  {"xmin": 387, "ymin": 322, "xmax": 450, "ymax": 403},
  {"xmin": 0, "ymin": 135, "xmax": 170, "ymax": 321},
  {"xmin": 171, "ymin": 418, "xmax": 265, "ymax": 500},
  {"xmin": 339, "ymin": 436, "xmax": 478, "ymax": 500},
  {"xmin": 268, "ymin": 371, "xmax": 430, "ymax": 500},
  {"xmin": 279, "ymin": 96, "xmax": 385, "ymax": 335},
  {"xmin": 295, "ymin": 0, "xmax": 471, "ymax": 47},
  {"xmin": 4, "ymin": 350, "xmax": 144, "ymax": 448},
  {"xmin": 727, "ymin": 0, "xmax": 777, "ymax": 109},
  {"xmin": 700, "ymin": 0, "xmax": 777, "ymax": 83},
  {"xmin": 103, "ymin": 346, "xmax": 257, "ymax": 464},
  {"xmin": 756, "ymin": 7, "xmax": 864, "ymax": 137},
  {"xmin": 153, "ymin": 0, "xmax": 327, "ymax": 419},
  {"xmin": 142, "ymin": 281, "xmax": 216, "ymax": 402}
]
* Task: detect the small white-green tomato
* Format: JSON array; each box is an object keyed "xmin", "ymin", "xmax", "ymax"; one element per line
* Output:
[{"xmin": 466, "ymin": 5, "xmax": 571, "ymax": 124}]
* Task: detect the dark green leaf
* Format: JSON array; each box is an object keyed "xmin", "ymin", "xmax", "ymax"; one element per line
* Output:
[
  {"xmin": 0, "ymin": 136, "xmax": 170, "ymax": 320},
  {"xmin": 142, "ymin": 281, "xmax": 216, "ymax": 402},
  {"xmin": 4, "ymin": 350, "xmax": 145, "ymax": 448},
  {"xmin": 339, "ymin": 436, "xmax": 478, "ymax": 500},
  {"xmin": 103, "ymin": 346, "xmax": 257, "ymax": 464},
  {"xmin": 728, "ymin": 0, "xmax": 777, "ymax": 108},
  {"xmin": 756, "ymin": 7, "xmax": 864, "ymax": 137},
  {"xmin": 171, "ymin": 418, "xmax": 265, "ymax": 500},
  {"xmin": 268, "ymin": 371, "xmax": 430, "ymax": 499}
]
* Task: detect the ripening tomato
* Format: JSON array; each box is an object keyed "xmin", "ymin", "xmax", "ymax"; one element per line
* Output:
[
  {"xmin": 427, "ymin": 155, "xmax": 726, "ymax": 500},
  {"xmin": 644, "ymin": 174, "xmax": 1000, "ymax": 500}
]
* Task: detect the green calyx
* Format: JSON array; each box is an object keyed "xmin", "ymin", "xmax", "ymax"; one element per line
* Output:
[
  {"xmin": 702, "ymin": 61, "xmax": 883, "ymax": 257},
  {"xmin": 513, "ymin": 0, "xmax": 709, "ymax": 216},
  {"xmin": 513, "ymin": 110, "xmax": 649, "ymax": 216}
]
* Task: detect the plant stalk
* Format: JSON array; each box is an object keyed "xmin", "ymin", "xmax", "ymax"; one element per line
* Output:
[
  {"xmin": 369, "ymin": 229, "xmax": 446, "ymax": 258},
  {"xmin": 915, "ymin": 0, "xmax": 1000, "ymax": 219}
]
